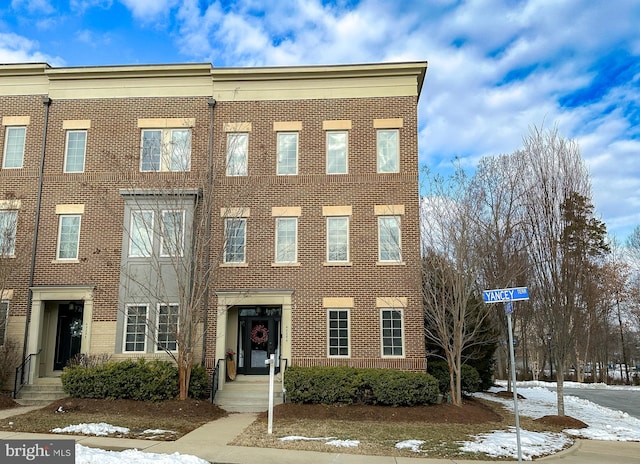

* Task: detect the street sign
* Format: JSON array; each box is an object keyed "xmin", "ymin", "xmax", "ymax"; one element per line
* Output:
[
  {"xmin": 482, "ymin": 287, "xmax": 529, "ymax": 303},
  {"xmin": 504, "ymin": 301, "xmax": 513, "ymax": 315}
]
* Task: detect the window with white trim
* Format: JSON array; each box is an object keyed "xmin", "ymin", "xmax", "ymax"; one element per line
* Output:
[
  {"xmin": 0, "ymin": 300, "xmax": 8, "ymax": 344},
  {"xmin": 328, "ymin": 309, "xmax": 350, "ymax": 357},
  {"xmin": 326, "ymin": 131, "xmax": 348, "ymax": 174},
  {"xmin": 64, "ymin": 130, "xmax": 87, "ymax": 173},
  {"xmin": 124, "ymin": 304, "xmax": 147, "ymax": 352},
  {"xmin": 141, "ymin": 128, "xmax": 191, "ymax": 172},
  {"xmin": 378, "ymin": 216, "xmax": 402, "ymax": 262},
  {"xmin": 275, "ymin": 217, "xmax": 297, "ymax": 263},
  {"xmin": 129, "ymin": 210, "xmax": 154, "ymax": 258},
  {"xmin": 157, "ymin": 304, "xmax": 178, "ymax": 352},
  {"xmin": 381, "ymin": 309, "xmax": 403, "ymax": 357},
  {"xmin": 377, "ymin": 129, "xmax": 399, "ymax": 173},
  {"xmin": 326, "ymin": 216, "xmax": 349, "ymax": 262},
  {"xmin": 160, "ymin": 210, "xmax": 185, "ymax": 257},
  {"xmin": 224, "ymin": 218, "xmax": 246, "ymax": 263},
  {"xmin": 226, "ymin": 132, "xmax": 248, "ymax": 176},
  {"xmin": 0, "ymin": 210, "xmax": 18, "ymax": 256},
  {"xmin": 277, "ymin": 132, "xmax": 298, "ymax": 175},
  {"xmin": 3, "ymin": 126, "xmax": 26, "ymax": 169},
  {"xmin": 57, "ymin": 215, "xmax": 81, "ymax": 260}
]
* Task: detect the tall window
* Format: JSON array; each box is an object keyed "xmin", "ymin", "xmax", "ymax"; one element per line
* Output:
[
  {"xmin": 378, "ymin": 216, "xmax": 402, "ymax": 262},
  {"xmin": 0, "ymin": 210, "xmax": 18, "ymax": 256},
  {"xmin": 57, "ymin": 215, "xmax": 81, "ymax": 260},
  {"xmin": 226, "ymin": 133, "xmax": 248, "ymax": 176},
  {"xmin": 328, "ymin": 309, "xmax": 350, "ymax": 357},
  {"xmin": 224, "ymin": 218, "xmax": 246, "ymax": 263},
  {"xmin": 277, "ymin": 132, "xmax": 298, "ymax": 175},
  {"xmin": 64, "ymin": 130, "xmax": 87, "ymax": 173},
  {"xmin": 326, "ymin": 131, "xmax": 348, "ymax": 174},
  {"xmin": 124, "ymin": 305, "xmax": 147, "ymax": 352},
  {"xmin": 326, "ymin": 216, "xmax": 349, "ymax": 262},
  {"xmin": 157, "ymin": 304, "xmax": 178, "ymax": 352},
  {"xmin": 275, "ymin": 217, "xmax": 297, "ymax": 263},
  {"xmin": 129, "ymin": 211, "xmax": 154, "ymax": 257},
  {"xmin": 160, "ymin": 210, "xmax": 185, "ymax": 257},
  {"xmin": 377, "ymin": 129, "xmax": 399, "ymax": 173},
  {"xmin": 381, "ymin": 309, "xmax": 403, "ymax": 357},
  {"xmin": 141, "ymin": 129, "xmax": 191, "ymax": 172},
  {"xmin": 3, "ymin": 126, "xmax": 26, "ymax": 169},
  {"xmin": 0, "ymin": 301, "xmax": 8, "ymax": 344}
]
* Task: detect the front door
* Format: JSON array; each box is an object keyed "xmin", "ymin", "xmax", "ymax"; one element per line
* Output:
[
  {"xmin": 237, "ymin": 306, "xmax": 281, "ymax": 375},
  {"xmin": 54, "ymin": 302, "xmax": 83, "ymax": 370}
]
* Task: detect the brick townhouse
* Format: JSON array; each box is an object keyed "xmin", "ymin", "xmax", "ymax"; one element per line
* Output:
[{"xmin": 0, "ymin": 61, "xmax": 427, "ymax": 393}]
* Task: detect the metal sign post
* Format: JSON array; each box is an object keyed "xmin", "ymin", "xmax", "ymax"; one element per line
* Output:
[{"xmin": 483, "ymin": 287, "xmax": 528, "ymax": 464}]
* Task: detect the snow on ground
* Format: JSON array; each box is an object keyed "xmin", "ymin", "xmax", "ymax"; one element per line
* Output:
[
  {"xmin": 76, "ymin": 445, "xmax": 208, "ymax": 464},
  {"xmin": 460, "ymin": 429, "xmax": 571, "ymax": 461},
  {"xmin": 396, "ymin": 439, "xmax": 426, "ymax": 453},
  {"xmin": 51, "ymin": 423, "xmax": 176, "ymax": 437}
]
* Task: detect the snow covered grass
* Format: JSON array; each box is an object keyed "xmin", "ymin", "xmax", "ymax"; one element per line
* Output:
[
  {"xmin": 76, "ymin": 445, "xmax": 208, "ymax": 464},
  {"xmin": 51, "ymin": 423, "xmax": 177, "ymax": 437}
]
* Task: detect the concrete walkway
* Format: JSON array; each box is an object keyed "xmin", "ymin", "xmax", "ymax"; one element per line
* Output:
[{"xmin": 0, "ymin": 405, "xmax": 639, "ymax": 463}]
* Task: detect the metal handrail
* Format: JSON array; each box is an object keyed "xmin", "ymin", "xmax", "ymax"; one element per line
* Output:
[
  {"xmin": 210, "ymin": 358, "xmax": 224, "ymax": 403},
  {"xmin": 14, "ymin": 349, "xmax": 41, "ymax": 399}
]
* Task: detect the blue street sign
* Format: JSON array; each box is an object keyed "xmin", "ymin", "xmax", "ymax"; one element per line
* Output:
[
  {"xmin": 483, "ymin": 287, "xmax": 529, "ymax": 303},
  {"xmin": 504, "ymin": 301, "xmax": 513, "ymax": 314}
]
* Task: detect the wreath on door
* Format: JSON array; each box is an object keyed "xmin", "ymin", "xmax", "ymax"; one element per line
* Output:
[{"xmin": 251, "ymin": 324, "xmax": 269, "ymax": 344}]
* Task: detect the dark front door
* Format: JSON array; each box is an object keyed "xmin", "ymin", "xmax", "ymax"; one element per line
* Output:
[
  {"xmin": 237, "ymin": 306, "xmax": 281, "ymax": 375},
  {"xmin": 54, "ymin": 302, "xmax": 83, "ymax": 370}
]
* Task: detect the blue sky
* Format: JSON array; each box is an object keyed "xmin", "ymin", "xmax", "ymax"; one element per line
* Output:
[{"xmin": 1, "ymin": 0, "xmax": 639, "ymax": 241}]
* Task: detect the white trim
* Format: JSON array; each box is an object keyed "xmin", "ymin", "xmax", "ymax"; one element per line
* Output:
[
  {"xmin": 128, "ymin": 210, "xmax": 154, "ymax": 258},
  {"xmin": 160, "ymin": 209, "xmax": 185, "ymax": 257},
  {"xmin": 155, "ymin": 303, "xmax": 179, "ymax": 353},
  {"xmin": 377, "ymin": 215, "xmax": 402, "ymax": 263},
  {"xmin": 276, "ymin": 131, "xmax": 298, "ymax": 175},
  {"xmin": 123, "ymin": 303, "xmax": 148, "ymax": 353},
  {"xmin": 56, "ymin": 214, "xmax": 82, "ymax": 260},
  {"xmin": 380, "ymin": 308, "xmax": 405, "ymax": 358},
  {"xmin": 2, "ymin": 126, "xmax": 26, "ymax": 169},
  {"xmin": 376, "ymin": 129, "xmax": 400, "ymax": 174},
  {"xmin": 274, "ymin": 216, "xmax": 298, "ymax": 264},
  {"xmin": 326, "ymin": 130, "xmax": 348, "ymax": 175},
  {"xmin": 326, "ymin": 216, "xmax": 349, "ymax": 263},
  {"xmin": 63, "ymin": 129, "xmax": 87, "ymax": 173},
  {"xmin": 327, "ymin": 308, "xmax": 351, "ymax": 358}
]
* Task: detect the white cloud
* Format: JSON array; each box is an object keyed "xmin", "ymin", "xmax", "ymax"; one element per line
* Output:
[
  {"xmin": 119, "ymin": 0, "xmax": 178, "ymax": 20},
  {"xmin": 0, "ymin": 32, "xmax": 62, "ymax": 65},
  {"xmin": 11, "ymin": 0, "xmax": 55, "ymax": 14}
]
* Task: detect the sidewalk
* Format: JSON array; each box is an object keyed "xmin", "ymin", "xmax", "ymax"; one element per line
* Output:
[{"xmin": 1, "ymin": 406, "xmax": 639, "ymax": 463}]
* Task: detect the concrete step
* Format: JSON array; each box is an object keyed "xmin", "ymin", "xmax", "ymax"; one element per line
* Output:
[
  {"xmin": 214, "ymin": 376, "xmax": 284, "ymax": 413},
  {"xmin": 15, "ymin": 378, "xmax": 66, "ymax": 406}
]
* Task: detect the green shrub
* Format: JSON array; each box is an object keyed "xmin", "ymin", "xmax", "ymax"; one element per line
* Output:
[
  {"xmin": 461, "ymin": 364, "xmax": 481, "ymax": 394},
  {"xmin": 188, "ymin": 364, "xmax": 209, "ymax": 399},
  {"xmin": 426, "ymin": 360, "xmax": 450, "ymax": 395},
  {"xmin": 284, "ymin": 366, "xmax": 438, "ymax": 406},
  {"xmin": 426, "ymin": 360, "xmax": 482, "ymax": 395}
]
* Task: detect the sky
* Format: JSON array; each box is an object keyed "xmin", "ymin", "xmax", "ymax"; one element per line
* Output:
[
  {"xmin": 48, "ymin": 380, "xmax": 640, "ymax": 462},
  {"xmin": 1, "ymin": 0, "xmax": 639, "ymax": 240}
]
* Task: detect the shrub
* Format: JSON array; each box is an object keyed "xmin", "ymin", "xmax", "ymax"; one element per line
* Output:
[
  {"xmin": 0, "ymin": 339, "xmax": 21, "ymax": 390},
  {"xmin": 461, "ymin": 364, "xmax": 481, "ymax": 394},
  {"xmin": 426, "ymin": 360, "xmax": 450, "ymax": 395},
  {"xmin": 426, "ymin": 360, "xmax": 482, "ymax": 396},
  {"xmin": 188, "ymin": 364, "xmax": 209, "ymax": 399},
  {"xmin": 284, "ymin": 366, "xmax": 438, "ymax": 406}
]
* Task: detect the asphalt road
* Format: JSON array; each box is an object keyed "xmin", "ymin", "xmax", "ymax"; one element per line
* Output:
[{"xmin": 558, "ymin": 387, "xmax": 640, "ymax": 419}]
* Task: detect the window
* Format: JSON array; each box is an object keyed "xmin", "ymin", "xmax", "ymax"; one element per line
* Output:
[
  {"xmin": 3, "ymin": 126, "xmax": 26, "ymax": 169},
  {"xmin": 328, "ymin": 309, "xmax": 350, "ymax": 357},
  {"xmin": 377, "ymin": 129, "xmax": 399, "ymax": 173},
  {"xmin": 157, "ymin": 304, "xmax": 178, "ymax": 352},
  {"xmin": 277, "ymin": 132, "xmax": 298, "ymax": 175},
  {"xmin": 224, "ymin": 218, "xmax": 246, "ymax": 263},
  {"xmin": 378, "ymin": 216, "xmax": 402, "ymax": 262},
  {"xmin": 129, "ymin": 211, "xmax": 154, "ymax": 257},
  {"xmin": 0, "ymin": 301, "xmax": 8, "ymax": 344},
  {"xmin": 226, "ymin": 133, "xmax": 248, "ymax": 176},
  {"xmin": 124, "ymin": 305, "xmax": 147, "ymax": 352},
  {"xmin": 326, "ymin": 216, "xmax": 349, "ymax": 262},
  {"xmin": 57, "ymin": 215, "xmax": 81, "ymax": 260},
  {"xmin": 0, "ymin": 210, "xmax": 18, "ymax": 256},
  {"xmin": 326, "ymin": 131, "xmax": 348, "ymax": 174},
  {"xmin": 160, "ymin": 210, "xmax": 185, "ymax": 257},
  {"xmin": 141, "ymin": 129, "xmax": 191, "ymax": 172},
  {"xmin": 64, "ymin": 130, "xmax": 87, "ymax": 173},
  {"xmin": 381, "ymin": 309, "xmax": 403, "ymax": 357},
  {"xmin": 275, "ymin": 217, "xmax": 297, "ymax": 263}
]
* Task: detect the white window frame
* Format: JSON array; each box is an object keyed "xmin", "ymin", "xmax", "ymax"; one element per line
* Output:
[
  {"xmin": 64, "ymin": 130, "xmax": 87, "ymax": 173},
  {"xmin": 276, "ymin": 132, "xmax": 298, "ymax": 175},
  {"xmin": 3, "ymin": 126, "xmax": 26, "ymax": 169},
  {"xmin": 160, "ymin": 209, "xmax": 185, "ymax": 257},
  {"xmin": 0, "ymin": 210, "xmax": 18, "ymax": 257},
  {"xmin": 326, "ymin": 131, "xmax": 348, "ymax": 174},
  {"xmin": 128, "ymin": 210, "xmax": 154, "ymax": 258},
  {"xmin": 327, "ymin": 309, "xmax": 350, "ymax": 357},
  {"xmin": 0, "ymin": 300, "xmax": 8, "ymax": 345},
  {"xmin": 275, "ymin": 217, "xmax": 298, "ymax": 264},
  {"xmin": 376, "ymin": 129, "xmax": 399, "ymax": 173},
  {"xmin": 224, "ymin": 217, "xmax": 247, "ymax": 264},
  {"xmin": 378, "ymin": 216, "xmax": 402, "ymax": 262},
  {"xmin": 226, "ymin": 132, "xmax": 248, "ymax": 176},
  {"xmin": 124, "ymin": 304, "xmax": 148, "ymax": 353},
  {"xmin": 56, "ymin": 214, "xmax": 81, "ymax": 260},
  {"xmin": 326, "ymin": 216, "xmax": 349, "ymax": 263},
  {"xmin": 156, "ymin": 303, "xmax": 179, "ymax": 352},
  {"xmin": 380, "ymin": 308, "xmax": 404, "ymax": 357},
  {"xmin": 140, "ymin": 128, "xmax": 191, "ymax": 172}
]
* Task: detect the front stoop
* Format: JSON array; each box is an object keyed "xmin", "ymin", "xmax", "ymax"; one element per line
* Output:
[
  {"xmin": 15, "ymin": 377, "xmax": 66, "ymax": 406},
  {"xmin": 213, "ymin": 375, "xmax": 283, "ymax": 413}
]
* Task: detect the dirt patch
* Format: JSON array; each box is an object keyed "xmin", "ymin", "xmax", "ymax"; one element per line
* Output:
[
  {"xmin": 534, "ymin": 415, "xmax": 588, "ymax": 429},
  {"xmin": 494, "ymin": 390, "xmax": 526, "ymax": 400},
  {"xmin": 0, "ymin": 393, "xmax": 19, "ymax": 410},
  {"xmin": 258, "ymin": 397, "xmax": 502, "ymax": 424}
]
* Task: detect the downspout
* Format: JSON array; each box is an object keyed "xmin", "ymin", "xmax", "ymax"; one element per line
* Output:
[
  {"xmin": 22, "ymin": 96, "xmax": 51, "ymax": 366},
  {"xmin": 201, "ymin": 97, "xmax": 216, "ymax": 365}
]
